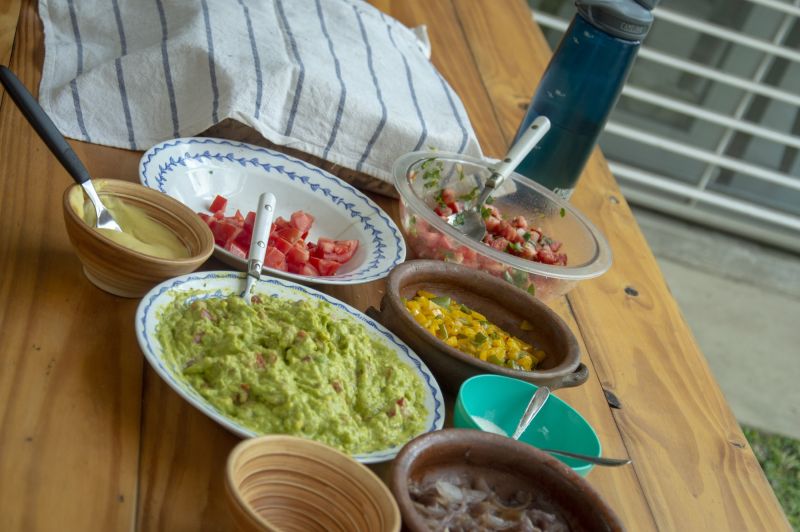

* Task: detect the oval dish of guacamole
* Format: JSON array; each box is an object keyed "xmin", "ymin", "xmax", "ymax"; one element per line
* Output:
[{"xmin": 156, "ymin": 294, "xmax": 428, "ymax": 454}]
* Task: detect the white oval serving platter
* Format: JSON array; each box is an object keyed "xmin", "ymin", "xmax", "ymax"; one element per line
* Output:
[
  {"xmin": 135, "ymin": 271, "xmax": 445, "ymax": 464},
  {"xmin": 139, "ymin": 137, "xmax": 405, "ymax": 285}
]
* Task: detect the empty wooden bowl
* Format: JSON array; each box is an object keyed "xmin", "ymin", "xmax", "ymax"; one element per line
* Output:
[
  {"xmin": 374, "ymin": 260, "xmax": 587, "ymax": 394},
  {"xmin": 62, "ymin": 179, "xmax": 214, "ymax": 297},
  {"xmin": 225, "ymin": 435, "xmax": 401, "ymax": 532},
  {"xmin": 390, "ymin": 429, "xmax": 624, "ymax": 532}
]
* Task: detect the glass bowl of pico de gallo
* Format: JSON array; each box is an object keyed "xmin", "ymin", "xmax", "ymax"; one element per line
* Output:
[{"xmin": 392, "ymin": 151, "xmax": 612, "ymax": 301}]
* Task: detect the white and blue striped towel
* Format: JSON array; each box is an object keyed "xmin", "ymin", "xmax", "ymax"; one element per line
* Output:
[{"xmin": 38, "ymin": 0, "xmax": 483, "ymax": 184}]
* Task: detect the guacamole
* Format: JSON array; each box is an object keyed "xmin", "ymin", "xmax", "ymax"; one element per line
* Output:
[{"xmin": 156, "ymin": 294, "xmax": 428, "ymax": 454}]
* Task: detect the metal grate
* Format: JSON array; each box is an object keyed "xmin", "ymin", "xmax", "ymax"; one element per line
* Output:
[{"xmin": 528, "ymin": 0, "xmax": 800, "ymax": 252}]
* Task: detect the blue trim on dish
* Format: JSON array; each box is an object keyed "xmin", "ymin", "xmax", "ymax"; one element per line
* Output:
[
  {"xmin": 137, "ymin": 271, "xmax": 444, "ymax": 463},
  {"xmin": 139, "ymin": 137, "xmax": 405, "ymax": 283}
]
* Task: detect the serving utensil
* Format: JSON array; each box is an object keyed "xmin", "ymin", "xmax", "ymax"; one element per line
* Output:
[
  {"xmin": 536, "ymin": 447, "xmax": 631, "ymax": 467},
  {"xmin": 0, "ymin": 65, "xmax": 122, "ymax": 232},
  {"xmin": 511, "ymin": 385, "xmax": 631, "ymax": 467},
  {"xmin": 446, "ymin": 115, "xmax": 550, "ymax": 241},
  {"xmin": 511, "ymin": 385, "xmax": 551, "ymax": 439},
  {"xmin": 243, "ymin": 192, "xmax": 276, "ymax": 303}
]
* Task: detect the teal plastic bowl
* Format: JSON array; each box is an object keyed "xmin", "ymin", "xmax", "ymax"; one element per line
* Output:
[{"xmin": 454, "ymin": 374, "xmax": 601, "ymax": 477}]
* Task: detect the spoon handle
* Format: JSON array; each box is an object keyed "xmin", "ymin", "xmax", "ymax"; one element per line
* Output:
[
  {"xmin": 484, "ymin": 116, "xmax": 550, "ymax": 191},
  {"xmin": 244, "ymin": 192, "xmax": 276, "ymax": 303},
  {"xmin": 0, "ymin": 66, "xmax": 91, "ymax": 184},
  {"xmin": 495, "ymin": 115, "xmax": 551, "ymax": 177},
  {"xmin": 538, "ymin": 448, "xmax": 632, "ymax": 467},
  {"xmin": 511, "ymin": 385, "xmax": 550, "ymax": 440}
]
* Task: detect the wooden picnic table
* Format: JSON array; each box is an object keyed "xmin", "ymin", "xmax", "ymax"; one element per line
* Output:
[{"xmin": 0, "ymin": 0, "xmax": 790, "ymax": 530}]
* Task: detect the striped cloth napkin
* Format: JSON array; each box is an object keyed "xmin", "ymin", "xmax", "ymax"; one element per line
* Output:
[{"xmin": 38, "ymin": 0, "xmax": 483, "ymax": 184}]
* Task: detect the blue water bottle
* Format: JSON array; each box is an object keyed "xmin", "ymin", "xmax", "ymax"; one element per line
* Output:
[{"xmin": 514, "ymin": 0, "xmax": 659, "ymax": 200}]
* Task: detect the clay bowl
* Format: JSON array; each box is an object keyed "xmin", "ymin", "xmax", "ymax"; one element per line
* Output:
[
  {"xmin": 390, "ymin": 429, "xmax": 623, "ymax": 532},
  {"xmin": 373, "ymin": 260, "xmax": 586, "ymax": 394},
  {"xmin": 62, "ymin": 179, "xmax": 214, "ymax": 298},
  {"xmin": 225, "ymin": 435, "xmax": 401, "ymax": 532}
]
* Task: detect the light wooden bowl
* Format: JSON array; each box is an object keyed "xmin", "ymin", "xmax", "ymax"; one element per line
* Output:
[
  {"xmin": 225, "ymin": 436, "xmax": 401, "ymax": 532},
  {"xmin": 62, "ymin": 179, "xmax": 214, "ymax": 298}
]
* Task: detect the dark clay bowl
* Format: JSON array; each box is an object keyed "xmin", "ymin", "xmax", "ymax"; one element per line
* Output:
[
  {"xmin": 390, "ymin": 429, "xmax": 624, "ymax": 532},
  {"xmin": 373, "ymin": 260, "xmax": 587, "ymax": 394}
]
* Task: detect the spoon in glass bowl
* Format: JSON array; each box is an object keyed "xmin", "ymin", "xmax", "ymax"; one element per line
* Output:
[
  {"xmin": 446, "ymin": 115, "xmax": 550, "ymax": 242},
  {"xmin": 0, "ymin": 65, "xmax": 122, "ymax": 232}
]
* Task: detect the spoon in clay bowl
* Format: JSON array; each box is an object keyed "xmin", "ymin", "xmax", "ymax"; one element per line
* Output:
[
  {"xmin": 511, "ymin": 386, "xmax": 632, "ymax": 467},
  {"xmin": 0, "ymin": 65, "xmax": 122, "ymax": 232},
  {"xmin": 447, "ymin": 115, "xmax": 550, "ymax": 242},
  {"xmin": 243, "ymin": 192, "xmax": 277, "ymax": 304}
]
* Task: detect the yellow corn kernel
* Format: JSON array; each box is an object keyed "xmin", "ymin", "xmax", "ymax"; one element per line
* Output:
[{"xmin": 404, "ymin": 290, "xmax": 546, "ymax": 371}]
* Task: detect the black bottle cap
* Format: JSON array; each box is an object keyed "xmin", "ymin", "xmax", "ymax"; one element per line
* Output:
[{"xmin": 576, "ymin": 0, "xmax": 655, "ymax": 41}]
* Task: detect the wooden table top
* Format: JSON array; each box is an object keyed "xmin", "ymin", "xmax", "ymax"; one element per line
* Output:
[{"xmin": 0, "ymin": 0, "xmax": 790, "ymax": 530}]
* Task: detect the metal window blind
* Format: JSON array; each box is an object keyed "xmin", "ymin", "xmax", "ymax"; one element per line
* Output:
[{"xmin": 529, "ymin": 0, "xmax": 800, "ymax": 252}]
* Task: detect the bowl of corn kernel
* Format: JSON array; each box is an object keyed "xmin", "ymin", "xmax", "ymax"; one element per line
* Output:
[{"xmin": 374, "ymin": 260, "xmax": 588, "ymax": 394}]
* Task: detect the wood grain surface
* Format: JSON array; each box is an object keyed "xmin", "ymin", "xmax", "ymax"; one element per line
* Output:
[
  {"xmin": 451, "ymin": 0, "xmax": 790, "ymax": 530},
  {"xmin": 0, "ymin": 0, "xmax": 790, "ymax": 531}
]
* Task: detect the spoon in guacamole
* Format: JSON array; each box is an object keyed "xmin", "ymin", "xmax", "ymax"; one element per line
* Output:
[{"xmin": 243, "ymin": 192, "xmax": 276, "ymax": 303}]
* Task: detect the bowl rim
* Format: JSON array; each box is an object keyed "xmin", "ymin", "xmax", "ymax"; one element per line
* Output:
[
  {"xmin": 226, "ymin": 434, "xmax": 401, "ymax": 531},
  {"xmin": 62, "ymin": 178, "xmax": 214, "ymax": 265},
  {"xmin": 389, "ymin": 428, "xmax": 623, "ymax": 531},
  {"xmin": 456, "ymin": 373, "xmax": 601, "ymax": 475},
  {"xmin": 384, "ymin": 260, "xmax": 581, "ymax": 380},
  {"xmin": 392, "ymin": 151, "xmax": 612, "ymax": 280}
]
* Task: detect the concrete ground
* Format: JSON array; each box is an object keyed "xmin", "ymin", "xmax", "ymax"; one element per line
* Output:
[{"xmin": 631, "ymin": 207, "xmax": 800, "ymax": 440}]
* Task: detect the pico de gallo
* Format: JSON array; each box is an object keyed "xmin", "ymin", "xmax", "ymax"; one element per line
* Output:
[
  {"xmin": 433, "ymin": 187, "xmax": 567, "ymax": 267},
  {"xmin": 198, "ymin": 195, "xmax": 359, "ymax": 277}
]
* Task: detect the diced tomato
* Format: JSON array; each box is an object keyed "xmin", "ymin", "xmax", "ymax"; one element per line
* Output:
[
  {"xmin": 234, "ymin": 228, "xmax": 252, "ymax": 251},
  {"xmin": 197, "ymin": 197, "xmax": 360, "ymax": 278},
  {"xmin": 211, "ymin": 220, "xmax": 241, "ymax": 247},
  {"xmin": 209, "ymin": 195, "xmax": 228, "ymax": 213},
  {"xmin": 289, "ymin": 262, "xmax": 319, "ymax": 276},
  {"xmin": 275, "ymin": 226, "xmax": 302, "ymax": 244},
  {"xmin": 273, "ymin": 216, "xmax": 291, "ymax": 230},
  {"xmin": 434, "ymin": 205, "xmax": 452, "ymax": 218},
  {"xmin": 308, "ymin": 257, "xmax": 341, "ymax": 276},
  {"xmin": 225, "ymin": 240, "xmax": 247, "ymax": 259},
  {"xmin": 313, "ymin": 238, "xmax": 358, "ymax": 263},
  {"xmin": 269, "ymin": 236, "xmax": 293, "ymax": 255},
  {"xmin": 446, "ymin": 202, "xmax": 460, "ymax": 214},
  {"xmin": 489, "ymin": 237, "xmax": 509, "ymax": 251},
  {"xmin": 286, "ymin": 244, "xmax": 310, "ymax": 265},
  {"xmin": 290, "ymin": 211, "xmax": 315, "ymax": 234},
  {"xmin": 243, "ymin": 211, "xmax": 256, "ymax": 233},
  {"xmin": 441, "ymin": 188, "xmax": 456, "ymax": 204},
  {"xmin": 264, "ymin": 247, "xmax": 287, "ymax": 271}
]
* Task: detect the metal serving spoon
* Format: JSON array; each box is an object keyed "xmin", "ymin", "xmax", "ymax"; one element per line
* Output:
[
  {"xmin": 0, "ymin": 66, "xmax": 122, "ymax": 232},
  {"xmin": 511, "ymin": 386, "xmax": 632, "ymax": 467},
  {"xmin": 446, "ymin": 115, "xmax": 550, "ymax": 241},
  {"xmin": 243, "ymin": 192, "xmax": 276, "ymax": 304}
]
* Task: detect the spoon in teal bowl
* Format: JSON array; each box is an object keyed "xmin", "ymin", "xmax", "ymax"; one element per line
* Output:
[{"xmin": 511, "ymin": 386, "xmax": 632, "ymax": 467}]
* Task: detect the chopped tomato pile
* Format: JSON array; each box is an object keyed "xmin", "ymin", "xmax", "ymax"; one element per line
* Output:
[
  {"xmin": 433, "ymin": 188, "xmax": 567, "ymax": 266},
  {"xmin": 198, "ymin": 195, "xmax": 359, "ymax": 277}
]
